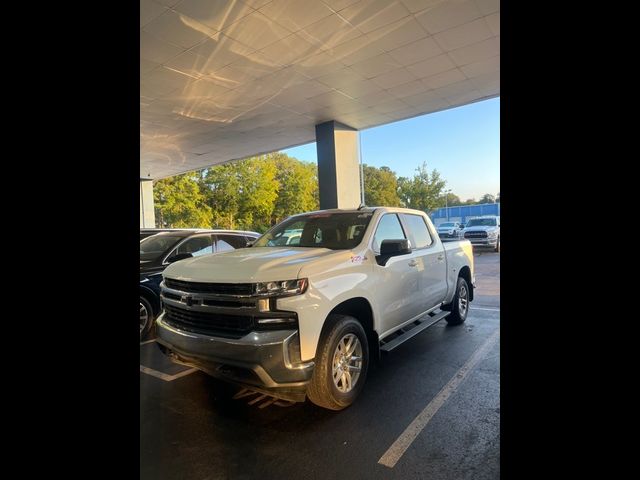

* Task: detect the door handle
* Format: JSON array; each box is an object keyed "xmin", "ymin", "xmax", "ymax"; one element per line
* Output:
[
  {"xmin": 437, "ymin": 255, "xmax": 444, "ymax": 261},
  {"xmin": 408, "ymin": 260, "xmax": 418, "ymax": 267}
]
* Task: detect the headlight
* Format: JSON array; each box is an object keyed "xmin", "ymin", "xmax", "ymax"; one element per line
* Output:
[{"xmin": 255, "ymin": 278, "xmax": 308, "ymax": 297}]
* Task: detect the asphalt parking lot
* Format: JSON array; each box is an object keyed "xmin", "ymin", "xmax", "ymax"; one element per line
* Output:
[{"xmin": 141, "ymin": 251, "xmax": 500, "ymax": 479}]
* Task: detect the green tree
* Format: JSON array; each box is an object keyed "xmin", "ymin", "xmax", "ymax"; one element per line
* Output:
[
  {"xmin": 202, "ymin": 156, "xmax": 279, "ymax": 232},
  {"xmin": 153, "ymin": 172, "xmax": 212, "ymax": 227},
  {"xmin": 478, "ymin": 193, "xmax": 496, "ymax": 204},
  {"xmin": 272, "ymin": 153, "xmax": 319, "ymax": 225},
  {"xmin": 362, "ymin": 165, "xmax": 401, "ymax": 207},
  {"xmin": 440, "ymin": 192, "xmax": 462, "ymax": 208},
  {"xmin": 398, "ymin": 162, "xmax": 447, "ymax": 211}
]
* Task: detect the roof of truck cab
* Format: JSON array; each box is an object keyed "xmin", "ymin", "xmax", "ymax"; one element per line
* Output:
[{"xmin": 292, "ymin": 207, "xmax": 428, "ymax": 216}]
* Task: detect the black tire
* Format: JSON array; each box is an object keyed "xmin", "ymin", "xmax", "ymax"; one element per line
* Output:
[
  {"xmin": 495, "ymin": 236, "xmax": 500, "ymax": 252},
  {"xmin": 445, "ymin": 277, "xmax": 470, "ymax": 325},
  {"xmin": 140, "ymin": 296, "xmax": 155, "ymax": 340},
  {"xmin": 307, "ymin": 314, "xmax": 369, "ymax": 411}
]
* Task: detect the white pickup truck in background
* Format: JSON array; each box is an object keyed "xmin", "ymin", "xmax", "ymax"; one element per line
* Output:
[{"xmin": 156, "ymin": 207, "xmax": 475, "ymax": 410}]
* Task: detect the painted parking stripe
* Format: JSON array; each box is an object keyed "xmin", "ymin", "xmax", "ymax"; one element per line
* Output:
[
  {"xmin": 140, "ymin": 365, "xmax": 197, "ymax": 381},
  {"xmin": 472, "ymin": 306, "xmax": 500, "ymax": 312},
  {"xmin": 378, "ymin": 328, "xmax": 500, "ymax": 468}
]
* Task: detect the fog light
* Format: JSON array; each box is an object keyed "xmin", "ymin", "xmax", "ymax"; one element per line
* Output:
[{"xmin": 257, "ymin": 318, "xmax": 291, "ymax": 325}]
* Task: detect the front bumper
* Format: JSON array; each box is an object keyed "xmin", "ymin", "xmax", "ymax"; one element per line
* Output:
[
  {"xmin": 466, "ymin": 237, "xmax": 498, "ymax": 246},
  {"xmin": 155, "ymin": 313, "xmax": 314, "ymax": 401}
]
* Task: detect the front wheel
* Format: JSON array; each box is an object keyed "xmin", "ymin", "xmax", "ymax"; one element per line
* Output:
[
  {"xmin": 307, "ymin": 315, "xmax": 369, "ymax": 410},
  {"xmin": 495, "ymin": 236, "xmax": 500, "ymax": 252},
  {"xmin": 445, "ymin": 277, "xmax": 470, "ymax": 325}
]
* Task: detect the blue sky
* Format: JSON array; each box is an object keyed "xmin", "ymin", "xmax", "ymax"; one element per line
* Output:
[{"xmin": 281, "ymin": 97, "xmax": 500, "ymax": 201}]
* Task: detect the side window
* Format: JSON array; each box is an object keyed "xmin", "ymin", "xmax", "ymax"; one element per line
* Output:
[
  {"xmin": 176, "ymin": 236, "xmax": 213, "ymax": 256},
  {"xmin": 372, "ymin": 214, "xmax": 406, "ymax": 252},
  {"xmin": 216, "ymin": 234, "xmax": 247, "ymax": 252},
  {"xmin": 401, "ymin": 214, "xmax": 433, "ymax": 249}
]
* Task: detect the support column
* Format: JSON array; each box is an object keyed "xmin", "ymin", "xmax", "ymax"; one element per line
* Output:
[
  {"xmin": 315, "ymin": 120, "xmax": 362, "ymax": 209},
  {"xmin": 140, "ymin": 178, "xmax": 156, "ymax": 228}
]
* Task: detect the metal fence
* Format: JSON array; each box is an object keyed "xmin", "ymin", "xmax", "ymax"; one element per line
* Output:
[{"xmin": 430, "ymin": 203, "xmax": 500, "ymax": 226}]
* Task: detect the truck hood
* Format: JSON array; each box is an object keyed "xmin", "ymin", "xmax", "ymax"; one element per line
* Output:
[{"xmin": 162, "ymin": 247, "xmax": 339, "ymax": 283}]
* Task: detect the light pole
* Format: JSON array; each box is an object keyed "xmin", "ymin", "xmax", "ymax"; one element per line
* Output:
[{"xmin": 444, "ymin": 189, "xmax": 452, "ymax": 221}]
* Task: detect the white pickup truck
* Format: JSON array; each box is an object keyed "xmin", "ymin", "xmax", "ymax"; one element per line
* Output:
[{"xmin": 156, "ymin": 207, "xmax": 475, "ymax": 410}]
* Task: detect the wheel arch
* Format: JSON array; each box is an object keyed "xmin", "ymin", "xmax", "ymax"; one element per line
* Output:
[
  {"xmin": 140, "ymin": 285, "xmax": 161, "ymax": 315},
  {"xmin": 326, "ymin": 297, "xmax": 380, "ymax": 363},
  {"xmin": 458, "ymin": 266, "xmax": 474, "ymax": 301}
]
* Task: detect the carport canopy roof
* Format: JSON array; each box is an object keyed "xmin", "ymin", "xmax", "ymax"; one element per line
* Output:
[{"xmin": 141, "ymin": 0, "xmax": 499, "ymax": 179}]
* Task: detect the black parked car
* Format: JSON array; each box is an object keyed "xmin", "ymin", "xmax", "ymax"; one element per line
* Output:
[{"xmin": 140, "ymin": 229, "xmax": 260, "ymax": 339}]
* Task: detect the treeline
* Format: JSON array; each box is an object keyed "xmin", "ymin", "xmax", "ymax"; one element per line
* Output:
[{"xmin": 154, "ymin": 152, "xmax": 497, "ymax": 233}]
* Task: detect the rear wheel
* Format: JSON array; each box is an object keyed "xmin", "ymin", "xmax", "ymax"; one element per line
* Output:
[
  {"xmin": 445, "ymin": 277, "xmax": 470, "ymax": 325},
  {"xmin": 307, "ymin": 314, "xmax": 369, "ymax": 410},
  {"xmin": 140, "ymin": 296, "xmax": 154, "ymax": 340}
]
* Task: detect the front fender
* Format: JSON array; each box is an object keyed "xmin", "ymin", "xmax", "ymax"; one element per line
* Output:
[{"xmin": 277, "ymin": 252, "xmax": 377, "ymax": 361}]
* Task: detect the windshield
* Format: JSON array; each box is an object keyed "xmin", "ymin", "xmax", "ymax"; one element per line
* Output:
[
  {"xmin": 439, "ymin": 223, "xmax": 455, "ymax": 228},
  {"xmin": 253, "ymin": 212, "xmax": 374, "ymax": 250},
  {"xmin": 140, "ymin": 235, "xmax": 183, "ymax": 262},
  {"xmin": 466, "ymin": 218, "xmax": 497, "ymax": 227}
]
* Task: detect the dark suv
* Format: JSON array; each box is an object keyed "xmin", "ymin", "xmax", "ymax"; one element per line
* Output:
[{"xmin": 140, "ymin": 229, "xmax": 260, "ymax": 339}]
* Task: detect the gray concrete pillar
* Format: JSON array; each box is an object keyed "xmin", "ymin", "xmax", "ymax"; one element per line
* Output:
[
  {"xmin": 315, "ymin": 120, "xmax": 362, "ymax": 210},
  {"xmin": 140, "ymin": 179, "xmax": 156, "ymax": 228}
]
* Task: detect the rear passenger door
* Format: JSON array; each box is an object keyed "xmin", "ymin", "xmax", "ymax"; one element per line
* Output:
[{"xmin": 399, "ymin": 214, "xmax": 448, "ymax": 312}]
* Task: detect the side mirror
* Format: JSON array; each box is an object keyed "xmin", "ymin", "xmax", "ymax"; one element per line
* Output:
[
  {"xmin": 166, "ymin": 252, "xmax": 192, "ymax": 263},
  {"xmin": 246, "ymin": 240, "xmax": 255, "ymax": 247},
  {"xmin": 377, "ymin": 239, "xmax": 412, "ymax": 266}
]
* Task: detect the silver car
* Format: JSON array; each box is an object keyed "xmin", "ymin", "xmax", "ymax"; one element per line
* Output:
[{"xmin": 436, "ymin": 222, "xmax": 465, "ymax": 239}]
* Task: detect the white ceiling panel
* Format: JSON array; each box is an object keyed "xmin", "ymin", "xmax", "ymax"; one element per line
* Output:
[
  {"xmin": 141, "ymin": 0, "xmax": 168, "ymax": 27},
  {"xmin": 414, "ymin": 0, "xmax": 482, "ymax": 34},
  {"xmin": 448, "ymin": 36, "xmax": 499, "ymax": 66},
  {"xmin": 140, "ymin": 0, "xmax": 499, "ymax": 178},
  {"xmin": 406, "ymin": 53, "xmax": 455, "ymax": 78},
  {"xmin": 258, "ymin": 0, "xmax": 334, "ymax": 31},
  {"xmin": 173, "ymin": 0, "xmax": 254, "ymax": 32},
  {"xmin": 366, "ymin": 17, "xmax": 428, "ymax": 52},
  {"xmin": 387, "ymin": 36, "xmax": 444, "ymax": 66},
  {"xmin": 433, "ymin": 17, "xmax": 493, "ymax": 50},
  {"xmin": 222, "ymin": 11, "xmax": 292, "ymax": 50},
  {"xmin": 339, "ymin": 0, "xmax": 411, "ymax": 34},
  {"xmin": 143, "ymin": 10, "xmax": 214, "ymax": 49}
]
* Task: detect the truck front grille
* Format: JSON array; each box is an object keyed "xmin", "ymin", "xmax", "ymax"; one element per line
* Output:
[
  {"xmin": 464, "ymin": 231, "xmax": 488, "ymax": 238},
  {"xmin": 163, "ymin": 304, "xmax": 254, "ymax": 339},
  {"xmin": 164, "ymin": 278, "xmax": 254, "ymax": 296}
]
